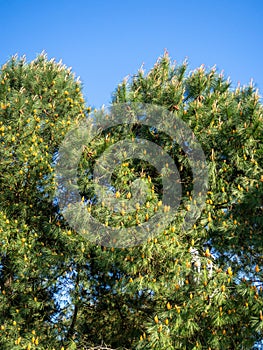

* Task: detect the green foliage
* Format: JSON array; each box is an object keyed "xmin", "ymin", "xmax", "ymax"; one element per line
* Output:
[
  {"xmin": 0, "ymin": 54, "xmax": 89, "ymax": 349},
  {"xmin": 0, "ymin": 52, "xmax": 262, "ymax": 350},
  {"xmin": 77, "ymin": 53, "xmax": 263, "ymax": 349}
]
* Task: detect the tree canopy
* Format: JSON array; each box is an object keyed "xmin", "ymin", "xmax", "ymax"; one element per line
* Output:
[{"xmin": 0, "ymin": 53, "xmax": 262, "ymax": 349}]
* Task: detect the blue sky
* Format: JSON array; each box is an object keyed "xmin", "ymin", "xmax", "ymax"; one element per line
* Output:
[{"xmin": 1, "ymin": 0, "xmax": 262, "ymax": 108}]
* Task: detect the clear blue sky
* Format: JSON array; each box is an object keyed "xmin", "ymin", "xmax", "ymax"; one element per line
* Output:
[{"xmin": 1, "ymin": 0, "xmax": 262, "ymax": 108}]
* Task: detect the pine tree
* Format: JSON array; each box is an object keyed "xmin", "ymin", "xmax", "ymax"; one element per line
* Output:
[
  {"xmin": 0, "ymin": 54, "xmax": 89, "ymax": 350},
  {"xmin": 73, "ymin": 53, "xmax": 263, "ymax": 349}
]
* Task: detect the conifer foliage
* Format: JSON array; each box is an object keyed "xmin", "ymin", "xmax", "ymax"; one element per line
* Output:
[
  {"xmin": 0, "ymin": 54, "xmax": 88, "ymax": 349},
  {"xmin": 0, "ymin": 53, "xmax": 262, "ymax": 349}
]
